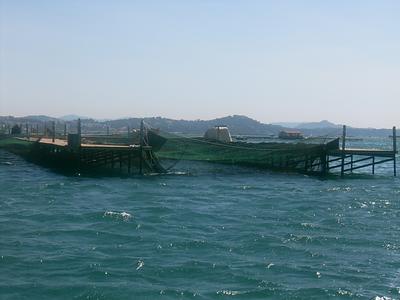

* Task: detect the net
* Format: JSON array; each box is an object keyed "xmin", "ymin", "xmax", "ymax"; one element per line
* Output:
[{"xmin": 144, "ymin": 123, "xmax": 339, "ymax": 174}]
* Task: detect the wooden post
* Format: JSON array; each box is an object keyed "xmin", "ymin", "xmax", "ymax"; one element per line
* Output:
[
  {"xmin": 77, "ymin": 118, "xmax": 82, "ymax": 146},
  {"xmin": 139, "ymin": 120, "xmax": 144, "ymax": 175},
  {"xmin": 393, "ymin": 126, "xmax": 397, "ymax": 177},
  {"xmin": 52, "ymin": 121, "xmax": 56, "ymax": 142},
  {"xmin": 371, "ymin": 156, "xmax": 375, "ymax": 175},
  {"xmin": 341, "ymin": 125, "xmax": 346, "ymax": 177},
  {"xmin": 350, "ymin": 155, "xmax": 353, "ymax": 173}
]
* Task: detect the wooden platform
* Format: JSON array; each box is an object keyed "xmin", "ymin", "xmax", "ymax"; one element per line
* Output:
[
  {"xmin": 35, "ymin": 138, "xmax": 152, "ymax": 151},
  {"xmin": 326, "ymin": 125, "xmax": 397, "ymax": 176},
  {"xmin": 18, "ymin": 136, "xmax": 163, "ymax": 175}
]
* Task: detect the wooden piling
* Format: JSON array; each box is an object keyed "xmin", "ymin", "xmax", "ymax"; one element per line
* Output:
[
  {"xmin": 394, "ymin": 126, "xmax": 397, "ymax": 177},
  {"xmin": 372, "ymin": 156, "xmax": 375, "ymax": 174},
  {"xmin": 341, "ymin": 125, "xmax": 346, "ymax": 177},
  {"xmin": 77, "ymin": 119, "xmax": 82, "ymax": 145},
  {"xmin": 52, "ymin": 121, "xmax": 56, "ymax": 143},
  {"xmin": 139, "ymin": 120, "xmax": 144, "ymax": 175}
]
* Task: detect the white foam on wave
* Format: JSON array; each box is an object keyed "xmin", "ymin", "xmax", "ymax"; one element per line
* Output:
[{"xmin": 103, "ymin": 211, "xmax": 132, "ymax": 221}]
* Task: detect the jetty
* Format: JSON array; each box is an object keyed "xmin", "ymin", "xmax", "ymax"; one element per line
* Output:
[
  {"xmin": 2, "ymin": 119, "xmax": 165, "ymax": 175},
  {"xmin": 326, "ymin": 126, "xmax": 397, "ymax": 176},
  {"xmin": 0, "ymin": 120, "xmax": 397, "ymax": 177}
]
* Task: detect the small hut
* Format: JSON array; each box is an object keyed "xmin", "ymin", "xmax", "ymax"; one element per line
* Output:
[
  {"xmin": 204, "ymin": 126, "xmax": 232, "ymax": 143},
  {"xmin": 278, "ymin": 130, "xmax": 304, "ymax": 139}
]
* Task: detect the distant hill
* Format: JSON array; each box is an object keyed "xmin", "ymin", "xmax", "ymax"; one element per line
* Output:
[
  {"xmin": 0, "ymin": 115, "xmax": 394, "ymax": 137},
  {"xmin": 271, "ymin": 122, "xmax": 301, "ymax": 128},
  {"xmin": 59, "ymin": 114, "xmax": 90, "ymax": 121},
  {"xmin": 105, "ymin": 115, "xmax": 283, "ymax": 135},
  {"xmin": 296, "ymin": 120, "xmax": 340, "ymax": 129}
]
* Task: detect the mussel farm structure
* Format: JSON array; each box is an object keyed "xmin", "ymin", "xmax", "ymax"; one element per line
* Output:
[
  {"xmin": 0, "ymin": 120, "xmax": 165, "ymax": 175},
  {"xmin": 0, "ymin": 120, "xmax": 397, "ymax": 177}
]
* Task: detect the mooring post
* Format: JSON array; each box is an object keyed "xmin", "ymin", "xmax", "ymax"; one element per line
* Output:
[
  {"xmin": 52, "ymin": 121, "xmax": 56, "ymax": 142},
  {"xmin": 77, "ymin": 119, "xmax": 82, "ymax": 174},
  {"xmin": 139, "ymin": 120, "xmax": 144, "ymax": 175},
  {"xmin": 372, "ymin": 156, "xmax": 375, "ymax": 175},
  {"xmin": 77, "ymin": 118, "xmax": 82, "ymax": 145},
  {"xmin": 341, "ymin": 125, "xmax": 346, "ymax": 177},
  {"xmin": 393, "ymin": 126, "xmax": 397, "ymax": 177}
]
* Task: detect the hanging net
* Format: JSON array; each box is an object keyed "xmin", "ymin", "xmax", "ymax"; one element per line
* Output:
[{"xmin": 144, "ymin": 123, "xmax": 339, "ymax": 174}]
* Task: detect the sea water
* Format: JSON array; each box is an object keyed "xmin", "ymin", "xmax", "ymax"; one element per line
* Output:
[{"xmin": 0, "ymin": 138, "xmax": 399, "ymax": 299}]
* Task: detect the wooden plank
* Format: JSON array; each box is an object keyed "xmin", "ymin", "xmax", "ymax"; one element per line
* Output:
[{"xmin": 344, "ymin": 158, "xmax": 394, "ymax": 172}]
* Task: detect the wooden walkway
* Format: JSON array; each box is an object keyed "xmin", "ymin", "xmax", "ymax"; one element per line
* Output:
[
  {"xmin": 36, "ymin": 138, "xmax": 151, "ymax": 150},
  {"xmin": 19, "ymin": 130, "xmax": 163, "ymax": 175},
  {"xmin": 326, "ymin": 126, "xmax": 397, "ymax": 176}
]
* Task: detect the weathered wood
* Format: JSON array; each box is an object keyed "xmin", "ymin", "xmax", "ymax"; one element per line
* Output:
[
  {"xmin": 372, "ymin": 156, "xmax": 375, "ymax": 174},
  {"xmin": 394, "ymin": 126, "xmax": 397, "ymax": 176},
  {"xmin": 341, "ymin": 125, "xmax": 346, "ymax": 177},
  {"xmin": 77, "ymin": 119, "xmax": 82, "ymax": 146},
  {"xmin": 52, "ymin": 121, "xmax": 56, "ymax": 143},
  {"xmin": 139, "ymin": 120, "xmax": 144, "ymax": 175},
  {"xmin": 344, "ymin": 158, "xmax": 394, "ymax": 172}
]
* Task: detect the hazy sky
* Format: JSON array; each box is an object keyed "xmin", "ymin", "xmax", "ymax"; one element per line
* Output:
[{"xmin": 1, "ymin": 0, "xmax": 399, "ymax": 128}]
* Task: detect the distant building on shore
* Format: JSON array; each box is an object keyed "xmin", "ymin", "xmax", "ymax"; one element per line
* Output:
[{"xmin": 278, "ymin": 130, "xmax": 304, "ymax": 140}]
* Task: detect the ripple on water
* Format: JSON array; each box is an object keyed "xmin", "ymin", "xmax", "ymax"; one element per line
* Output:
[{"xmin": 0, "ymin": 148, "xmax": 399, "ymax": 299}]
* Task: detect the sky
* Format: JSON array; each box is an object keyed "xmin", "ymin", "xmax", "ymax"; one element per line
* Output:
[{"xmin": 0, "ymin": 0, "xmax": 399, "ymax": 128}]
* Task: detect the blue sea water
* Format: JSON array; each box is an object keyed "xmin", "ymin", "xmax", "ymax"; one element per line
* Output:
[{"xmin": 0, "ymin": 138, "xmax": 399, "ymax": 299}]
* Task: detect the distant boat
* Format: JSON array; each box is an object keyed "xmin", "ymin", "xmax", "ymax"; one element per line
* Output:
[{"xmin": 278, "ymin": 130, "xmax": 304, "ymax": 140}]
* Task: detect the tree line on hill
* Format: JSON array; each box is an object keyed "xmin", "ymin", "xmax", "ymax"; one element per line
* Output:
[{"xmin": 0, "ymin": 115, "xmax": 394, "ymax": 137}]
